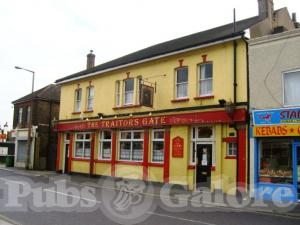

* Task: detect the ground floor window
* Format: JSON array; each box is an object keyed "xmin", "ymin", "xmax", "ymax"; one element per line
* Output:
[
  {"xmin": 151, "ymin": 129, "xmax": 164, "ymax": 162},
  {"xmin": 99, "ymin": 130, "xmax": 112, "ymax": 160},
  {"xmin": 259, "ymin": 140, "xmax": 293, "ymax": 184},
  {"xmin": 74, "ymin": 133, "xmax": 91, "ymax": 158},
  {"xmin": 119, "ymin": 130, "xmax": 143, "ymax": 161},
  {"xmin": 227, "ymin": 143, "xmax": 237, "ymax": 157}
]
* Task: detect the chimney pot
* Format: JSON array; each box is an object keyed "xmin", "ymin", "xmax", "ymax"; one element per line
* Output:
[{"xmin": 86, "ymin": 50, "xmax": 95, "ymax": 69}]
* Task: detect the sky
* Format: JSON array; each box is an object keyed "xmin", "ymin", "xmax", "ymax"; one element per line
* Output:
[{"xmin": 0, "ymin": 0, "xmax": 299, "ymax": 129}]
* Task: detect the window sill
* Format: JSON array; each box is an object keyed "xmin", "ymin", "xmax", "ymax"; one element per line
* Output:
[
  {"xmin": 94, "ymin": 159, "xmax": 111, "ymax": 163},
  {"xmin": 171, "ymin": 98, "xmax": 189, "ymax": 103},
  {"xmin": 116, "ymin": 160, "xmax": 143, "ymax": 166},
  {"xmin": 113, "ymin": 104, "xmax": 141, "ymax": 110},
  {"xmin": 84, "ymin": 110, "xmax": 94, "ymax": 113},
  {"xmin": 188, "ymin": 165, "xmax": 195, "ymax": 169},
  {"xmin": 194, "ymin": 95, "xmax": 214, "ymax": 100},
  {"xmin": 72, "ymin": 112, "xmax": 81, "ymax": 115},
  {"xmin": 148, "ymin": 162, "xmax": 164, "ymax": 167},
  {"xmin": 222, "ymin": 137, "xmax": 237, "ymax": 143},
  {"xmin": 71, "ymin": 157, "xmax": 90, "ymax": 162},
  {"xmin": 225, "ymin": 156, "xmax": 236, "ymax": 159}
]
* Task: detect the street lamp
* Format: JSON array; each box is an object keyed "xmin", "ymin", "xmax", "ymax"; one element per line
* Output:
[
  {"xmin": 15, "ymin": 66, "xmax": 35, "ymax": 93},
  {"xmin": 15, "ymin": 66, "xmax": 35, "ymax": 169}
]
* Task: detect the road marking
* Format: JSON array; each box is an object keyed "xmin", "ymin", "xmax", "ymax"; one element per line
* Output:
[
  {"xmin": 43, "ymin": 189, "xmax": 101, "ymax": 204},
  {"xmin": 146, "ymin": 212, "xmax": 216, "ymax": 225}
]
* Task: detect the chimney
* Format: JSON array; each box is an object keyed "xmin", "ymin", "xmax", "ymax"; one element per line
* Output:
[
  {"xmin": 86, "ymin": 50, "xmax": 95, "ymax": 69},
  {"xmin": 258, "ymin": 0, "xmax": 274, "ymax": 19},
  {"xmin": 292, "ymin": 13, "xmax": 300, "ymax": 28}
]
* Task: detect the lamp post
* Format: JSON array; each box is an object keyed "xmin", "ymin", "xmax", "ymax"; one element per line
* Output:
[{"xmin": 15, "ymin": 66, "xmax": 35, "ymax": 169}]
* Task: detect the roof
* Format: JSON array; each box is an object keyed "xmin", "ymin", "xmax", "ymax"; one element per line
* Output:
[
  {"xmin": 56, "ymin": 16, "xmax": 263, "ymax": 84},
  {"xmin": 12, "ymin": 84, "xmax": 61, "ymax": 104}
]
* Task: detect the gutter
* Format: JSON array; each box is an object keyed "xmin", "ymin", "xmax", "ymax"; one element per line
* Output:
[{"xmin": 56, "ymin": 35, "xmax": 243, "ymax": 85}]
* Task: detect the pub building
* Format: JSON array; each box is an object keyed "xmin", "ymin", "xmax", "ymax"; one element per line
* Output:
[
  {"xmin": 252, "ymin": 107, "xmax": 300, "ymax": 202},
  {"xmin": 54, "ymin": 18, "xmax": 257, "ymax": 194}
]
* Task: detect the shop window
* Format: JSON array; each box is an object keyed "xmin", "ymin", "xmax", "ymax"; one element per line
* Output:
[
  {"xmin": 18, "ymin": 108, "xmax": 23, "ymax": 124},
  {"xmin": 227, "ymin": 143, "xmax": 237, "ymax": 156},
  {"xmin": 99, "ymin": 130, "xmax": 112, "ymax": 160},
  {"xmin": 151, "ymin": 129, "xmax": 164, "ymax": 163},
  {"xmin": 119, "ymin": 130, "xmax": 143, "ymax": 161},
  {"xmin": 124, "ymin": 79, "xmax": 134, "ymax": 105},
  {"xmin": 283, "ymin": 70, "xmax": 300, "ymax": 106},
  {"xmin": 175, "ymin": 67, "xmax": 188, "ymax": 99},
  {"xmin": 259, "ymin": 140, "xmax": 293, "ymax": 184},
  {"xmin": 86, "ymin": 86, "xmax": 94, "ymax": 111},
  {"xmin": 115, "ymin": 81, "xmax": 121, "ymax": 107},
  {"xmin": 74, "ymin": 133, "xmax": 91, "ymax": 158},
  {"xmin": 198, "ymin": 63, "xmax": 213, "ymax": 96},
  {"xmin": 74, "ymin": 88, "xmax": 82, "ymax": 112}
]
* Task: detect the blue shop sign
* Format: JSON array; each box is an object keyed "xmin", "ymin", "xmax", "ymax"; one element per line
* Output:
[{"xmin": 253, "ymin": 107, "xmax": 300, "ymax": 125}]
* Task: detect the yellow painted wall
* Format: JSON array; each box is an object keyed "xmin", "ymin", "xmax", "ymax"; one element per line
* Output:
[
  {"xmin": 59, "ymin": 40, "xmax": 247, "ymax": 120},
  {"xmin": 95, "ymin": 163, "xmax": 111, "ymax": 176},
  {"xmin": 148, "ymin": 167, "xmax": 163, "ymax": 182},
  {"xmin": 169, "ymin": 126, "xmax": 189, "ymax": 185},
  {"xmin": 116, "ymin": 165, "xmax": 143, "ymax": 179},
  {"xmin": 71, "ymin": 161, "xmax": 89, "ymax": 173}
]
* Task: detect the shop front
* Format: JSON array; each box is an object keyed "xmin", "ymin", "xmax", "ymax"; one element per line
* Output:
[
  {"xmin": 253, "ymin": 107, "xmax": 300, "ymax": 202},
  {"xmin": 56, "ymin": 108, "xmax": 247, "ymax": 193}
]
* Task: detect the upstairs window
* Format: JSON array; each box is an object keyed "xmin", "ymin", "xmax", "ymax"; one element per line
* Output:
[
  {"xmin": 74, "ymin": 88, "xmax": 82, "ymax": 112},
  {"xmin": 86, "ymin": 86, "xmax": 94, "ymax": 111},
  {"xmin": 18, "ymin": 108, "xmax": 23, "ymax": 124},
  {"xmin": 198, "ymin": 63, "xmax": 213, "ymax": 96},
  {"xmin": 124, "ymin": 78, "xmax": 134, "ymax": 105},
  {"xmin": 175, "ymin": 67, "xmax": 188, "ymax": 99},
  {"xmin": 283, "ymin": 70, "xmax": 300, "ymax": 106},
  {"xmin": 115, "ymin": 81, "xmax": 121, "ymax": 107}
]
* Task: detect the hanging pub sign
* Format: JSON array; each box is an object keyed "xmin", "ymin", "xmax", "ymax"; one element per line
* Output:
[
  {"xmin": 172, "ymin": 136, "xmax": 184, "ymax": 158},
  {"xmin": 140, "ymin": 84, "xmax": 154, "ymax": 107}
]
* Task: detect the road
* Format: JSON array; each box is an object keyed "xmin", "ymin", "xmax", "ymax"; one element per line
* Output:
[{"xmin": 0, "ymin": 169, "xmax": 299, "ymax": 225}]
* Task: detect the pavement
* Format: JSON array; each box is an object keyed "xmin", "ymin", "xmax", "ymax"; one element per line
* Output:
[{"xmin": 0, "ymin": 165, "xmax": 300, "ymax": 225}]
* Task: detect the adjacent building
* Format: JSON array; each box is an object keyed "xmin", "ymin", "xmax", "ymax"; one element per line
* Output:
[
  {"xmin": 249, "ymin": 29, "xmax": 300, "ymax": 202},
  {"xmin": 12, "ymin": 84, "xmax": 60, "ymax": 170}
]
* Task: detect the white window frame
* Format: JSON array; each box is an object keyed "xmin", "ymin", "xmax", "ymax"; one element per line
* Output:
[
  {"xmin": 115, "ymin": 81, "xmax": 121, "ymax": 107},
  {"xmin": 18, "ymin": 108, "xmax": 23, "ymax": 124},
  {"xmin": 74, "ymin": 132, "xmax": 91, "ymax": 159},
  {"xmin": 74, "ymin": 88, "xmax": 82, "ymax": 112},
  {"xmin": 198, "ymin": 63, "xmax": 213, "ymax": 96},
  {"xmin": 226, "ymin": 142, "xmax": 237, "ymax": 157},
  {"xmin": 86, "ymin": 86, "xmax": 94, "ymax": 111},
  {"xmin": 190, "ymin": 126, "xmax": 215, "ymax": 165},
  {"xmin": 175, "ymin": 67, "xmax": 188, "ymax": 99},
  {"xmin": 151, "ymin": 129, "xmax": 165, "ymax": 163},
  {"xmin": 124, "ymin": 78, "xmax": 134, "ymax": 105},
  {"xmin": 282, "ymin": 69, "xmax": 300, "ymax": 107},
  {"xmin": 119, "ymin": 130, "xmax": 144, "ymax": 162},
  {"xmin": 99, "ymin": 130, "xmax": 112, "ymax": 160}
]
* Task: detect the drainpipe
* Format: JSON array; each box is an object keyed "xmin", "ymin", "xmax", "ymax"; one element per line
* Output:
[
  {"xmin": 242, "ymin": 36, "xmax": 251, "ymax": 194},
  {"xmin": 232, "ymin": 39, "xmax": 239, "ymax": 194}
]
